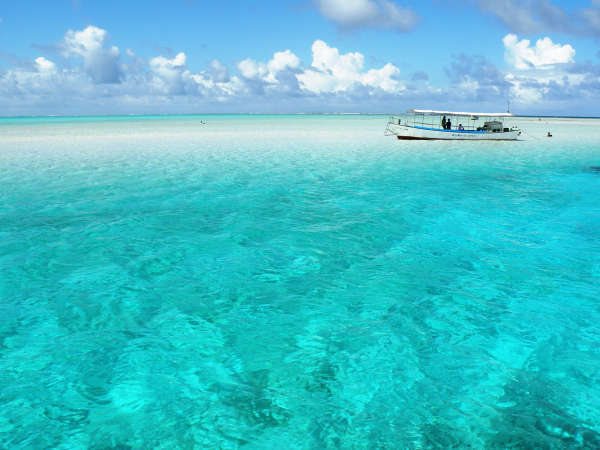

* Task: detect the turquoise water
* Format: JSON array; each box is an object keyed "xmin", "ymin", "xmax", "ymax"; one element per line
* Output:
[{"xmin": 1, "ymin": 115, "xmax": 600, "ymax": 448}]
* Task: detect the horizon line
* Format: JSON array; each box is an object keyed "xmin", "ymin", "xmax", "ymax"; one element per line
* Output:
[{"xmin": 1, "ymin": 113, "xmax": 599, "ymax": 119}]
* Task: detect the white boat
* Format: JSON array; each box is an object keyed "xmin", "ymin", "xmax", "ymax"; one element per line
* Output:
[{"xmin": 385, "ymin": 109, "xmax": 521, "ymax": 141}]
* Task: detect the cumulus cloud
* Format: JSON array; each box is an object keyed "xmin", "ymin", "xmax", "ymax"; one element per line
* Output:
[
  {"xmin": 62, "ymin": 25, "xmax": 122, "ymax": 83},
  {"xmin": 498, "ymin": 35, "xmax": 598, "ymax": 109},
  {"xmin": 297, "ymin": 40, "xmax": 403, "ymax": 94},
  {"xmin": 314, "ymin": 0, "xmax": 419, "ymax": 32},
  {"xmin": 35, "ymin": 57, "xmax": 56, "ymax": 72},
  {"xmin": 238, "ymin": 49, "xmax": 300, "ymax": 84},
  {"xmin": 2, "ymin": 24, "xmax": 599, "ymax": 116},
  {"xmin": 0, "ymin": 30, "xmax": 414, "ymax": 114},
  {"xmin": 267, "ymin": 50, "xmax": 300, "ymax": 79},
  {"xmin": 503, "ymin": 34, "xmax": 575, "ymax": 70},
  {"xmin": 238, "ymin": 58, "xmax": 267, "ymax": 80},
  {"xmin": 208, "ymin": 59, "xmax": 230, "ymax": 83},
  {"xmin": 149, "ymin": 52, "xmax": 188, "ymax": 94},
  {"xmin": 446, "ymin": 54, "xmax": 509, "ymax": 100},
  {"xmin": 147, "ymin": 52, "xmax": 244, "ymax": 99},
  {"xmin": 504, "ymin": 68, "xmax": 591, "ymax": 105},
  {"xmin": 439, "ymin": 43, "xmax": 600, "ymax": 114}
]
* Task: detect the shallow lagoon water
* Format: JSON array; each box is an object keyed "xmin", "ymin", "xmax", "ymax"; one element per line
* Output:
[{"xmin": 1, "ymin": 115, "xmax": 600, "ymax": 448}]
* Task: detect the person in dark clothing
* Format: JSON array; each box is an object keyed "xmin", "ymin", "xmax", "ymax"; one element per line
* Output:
[
  {"xmin": 446, "ymin": 118, "xmax": 451, "ymax": 130},
  {"xmin": 441, "ymin": 115, "xmax": 447, "ymax": 129}
]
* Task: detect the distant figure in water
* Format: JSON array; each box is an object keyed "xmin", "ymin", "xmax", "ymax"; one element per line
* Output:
[
  {"xmin": 547, "ymin": 131, "xmax": 552, "ymax": 137},
  {"xmin": 441, "ymin": 115, "xmax": 447, "ymax": 129}
]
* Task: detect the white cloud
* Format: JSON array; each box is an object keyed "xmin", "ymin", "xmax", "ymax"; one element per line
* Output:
[
  {"xmin": 149, "ymin": 52, "xmax": 194, "ymax": 94},
  {"xmin": 503, "ymin": 33, "xmax": 575, "ymax": 69},
  {"xmin": 148, "ymin": 52, "xmax": 243, "ymax": 98},
  {"xmin": 238, "ymin": 58, "xmax": 268, "ymax": 80},
  {"xmin": 500, "ymin": 34, "xmax": 593, "ymax": 108},
  {"xmin": 297, "ymin": 40, "xmax": 403, "ymax": 94},
  {"xmin": 267, "ymin": 50, "xmax": 300, "ymax": 75},
  {"xmin": 63, "ymin": 25, "xmax": 107, "ymax": 56},
  {"xmin": 3, "ymin": 25, "xmax": 411, "ymax": 114},
  {"xmin": 238, "ymin": 49, "xmax": 300, "ymax": 84},
  {"xmin": 314, "ymin": 0, "xmax": 418, "ymax": 32},
  {"xmin": 150, "ymin": 52, "xmax": 186, "ymax": 71},
  {"xmin": 0, "ymin": 34, "xmax": 410, "ymax": 114},
  {"xmin": 316, "ymin": 0, "xmax": 378, "ymax": 27},
  {"xmin": 4, "ymin": 24, "xmax": 599, "ymax": 116},
  {"xmin": 505, "ymin": 73, "xmax": 543, "ymax": 103},
  {"xmin": 505, "ymin": 68, "xmax": 587, "ymax": 103},
  {"xmin": 62, "ymin": 25, "xmax": 122, "ymax": 83},
  {"xmin": 35, "ymin": 57, "xmax": 56, "ymax": 72},
  {"xmin": 208, "ymin": 59, "xmax": 229, "ymax": 83}
]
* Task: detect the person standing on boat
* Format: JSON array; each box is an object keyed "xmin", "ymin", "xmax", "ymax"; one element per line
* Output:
[
  {"xmin": 441, "ymin": 115, "xmax": 447, "ymax": 129},
  {"xmin": 446, "ymin": 118, "xmax": 451, "ymax": 130}
]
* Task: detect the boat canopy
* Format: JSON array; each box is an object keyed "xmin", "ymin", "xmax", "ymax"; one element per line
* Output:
[{"xmin": 408, "ymin": 109, "xmax": 513, "ymax": 117}]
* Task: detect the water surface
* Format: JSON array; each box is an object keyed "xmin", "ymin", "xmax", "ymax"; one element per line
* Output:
[{"xmin": 1, "ymin": 115, "xmax": 600, "ymax": 448}]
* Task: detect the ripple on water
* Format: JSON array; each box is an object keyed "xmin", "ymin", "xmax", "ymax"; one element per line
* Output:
[{"xmin": 1, "ymin": 115, "xmax": 600, "ymax": 447}]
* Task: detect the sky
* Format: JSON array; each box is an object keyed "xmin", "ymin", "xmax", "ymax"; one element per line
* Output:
[{"xmin": 1, "ymin": 0, "xmax": 600, "ymax": 116}]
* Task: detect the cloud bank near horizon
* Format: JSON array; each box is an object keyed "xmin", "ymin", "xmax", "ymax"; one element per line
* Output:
[{"xmin": 0, "ymin": 25, "xmax": 599, "ymax": 115}]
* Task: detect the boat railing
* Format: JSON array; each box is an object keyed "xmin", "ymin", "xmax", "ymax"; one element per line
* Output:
[
  {"xmin": 384, "ymin": 116, "xmax": 402, "ymax": 136},
  {"xmin": 385, "ymin": 113, "xmax": 518, "ymax": 133},
  {"xmin": 385, "ymin": 111, "xmax": 522, "ymax": 139}
]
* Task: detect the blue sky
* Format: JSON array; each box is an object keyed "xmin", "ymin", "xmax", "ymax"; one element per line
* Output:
[{"xmin": 1, "ymin": 0, "xmax": 600, "ymax": 115}]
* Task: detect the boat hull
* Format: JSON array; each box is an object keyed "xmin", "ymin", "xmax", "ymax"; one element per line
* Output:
[{"xmin": 387, "ymin": 123, "xmax": 520, "ymax": 141}]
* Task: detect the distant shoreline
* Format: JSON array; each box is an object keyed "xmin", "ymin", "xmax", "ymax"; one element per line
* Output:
[{"xmin": 1, "ymin": 113, "xmax": 599, "ymax": 120}]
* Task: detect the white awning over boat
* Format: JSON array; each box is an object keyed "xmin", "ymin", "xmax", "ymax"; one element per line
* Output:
[{"xmin": 408, "ymin": 109, "xmax": 513, "ymax": 117}]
